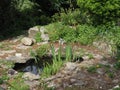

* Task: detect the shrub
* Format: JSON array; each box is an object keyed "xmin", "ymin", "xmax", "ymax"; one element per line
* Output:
[
  {"xmin": 45, "ymin": 22, "xmax": 76, "ymax": 42},
  {"xmin": 75, "ymin": 25, "xmax": 97, "ymax": 45},
  {"xmin": 77, "ymin": 0, "xmax": 120, "ymax": 25},
  {"xmin": 52, "ymin": 9, "xmax": 91, "ymax": 25}
]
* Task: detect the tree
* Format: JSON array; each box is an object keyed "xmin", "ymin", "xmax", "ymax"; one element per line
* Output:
[{"xmin": 77, "ymin": 0, "xmax": 120, "ymax": 25}]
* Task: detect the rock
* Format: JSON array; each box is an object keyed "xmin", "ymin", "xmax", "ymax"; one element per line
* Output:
[
  {"xmin": 6, "ymin": 55, "xmax": 32, "ymax": 63},
  {"xmin": 16, "ymin": 44, "xmax": 31, "ymax": 50},
  {"xmin": 96, "ymin": 68, "xmax": 105, "ymax": 75},
  {"xmin": 28, "ymin": 26, "xmax": 40, "ymax": 38},
  {"xmin": 79, "ymin": 60, "xmax": 94, "ymax": 68},
  {"xmin": 70, "ymin": 79, "xmax": 76, "ymax": 83},
  {"xmin": 0, "ymin": 50, "xmax": 16, "ymax": 56},
  {"xmin": 93, "ymin": 41, "xmax": 112, "ymax": 54},
  {"xmin": 82, "ymin": 56, "xmax": 89, "ymax": 60},
  {"xmin": 24, "ymin": 80, "xmax": 40, "ymax": 90},
  {"xmin": 21, "ymin": 37, "xmax": 33, "ymax": 46},
  {"xmin": 23, "ymin": 65, "xmax": 42, "ymax": 75},
  {"xmin": 15, "ymin": 53, "xmax": 22, "ymax": 57},
  {"xmin": 112, "ymin": 79, "xmax": 119, "ymax": 83},
  {"xmin": 111, "ymin": 85, "xmax": 120, "ymax": 90},
  {"xmin": 64, "ymin": 62, "xmax": 77, "ymax": 71},
  {"xmin": 74, "ymin": 80, "xmax": 85, "ymax": 86},
  {"xmin": 40, "ymin": 27, "xmax": 49, "ymax": 42},
  {"xmin": 99, "ymin": 61, "xmax": 109, "ymax": 65},
  {"xmin": 59, "ymin": 38, "xmax": 65, "ymax": 45},
  {"xmin": 0, "ymin": 86, "xmax": 5, "ymax": 90},
  {"xmin": 8, "ymin": 69, "xmax": 18, "ymax": 76},
  {"xmin": 93, "ymin": 54, "xmax": 104, "ymax": 60},
  {"xmin": 22, "ymin": 72, "xmax": 40, "ymax": 81},
  {"xmin": 37, "ymin": 42, "xmax": 48, "ymax": 45},
  {"xmin": 41, "ymin": 34, "xmax": 49, "ymax": 42}
]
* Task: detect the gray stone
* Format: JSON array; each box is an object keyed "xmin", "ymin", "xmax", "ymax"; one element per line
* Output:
[
  {"xmin": 21, "ymin": 37, "xmax": 33, "ymax": 46},
  {"xmin": 93, "ymin": 54, "xmax": 104, "ymax": 60},
  {"xmin": 23, "ymin": 65, "xmax": 42, "ymax": 75},
  {"xmin": 0, "ymin": 50, "xmax": 16, "ymax": 56},
  {"xmin": 37, "ymin": 42, "xmax": 48, "ymax": 45},
  {"xmin": 74, "ymin": 80, "xmax": 85, "ymax": 86},
  {"xmin": 96, "ymin": 68, "xmax": 105, "ymax": 75},
  {"xmin": 8, "ymin": 69, "xmax": 18, "ymax": 76},
  {"xmin": 24, "ymin": 80, "xmax": 40, "ymax": 89},
  {"xmin": 82, "ymin": 56, "xmax": 89, "ymax": 60},
  {"xmin": 15, "ymin": 53, "xmax": 22, "ymax": 57},
  {"xmin": 16, "ymin": 44, "xmax": 31, "ymax": 49},
  {"xmin": 70, "ymin": 79, "xmax": 76, "ymax": 83},
  {"xmin": 28, "ymin": 26, "xmax": 40, "ymax": 38},
  {"xmin": 6, "ymin": 55, "xmax": 32, "ymax": 63},
  {"xmin": 0, "ymin": 87, "xmax": 5, "ymax": 90},
  {"xmin": 64, "ymin": 62, "xmax": 77, "ymax": 71},
  {"xmin": 40, "ymin": 27, "xmax": 49, "ymax": 42},
  {"xmin": 79, "ymin": 60, "xmax": 94, "ymax": 68},
  {"xmin": 22, "ymin": 72, "xmax": 40, "ymax": 81},
  {"xmin": 93, "ymin": 41, "xmax": 112, "ymax": 54}
]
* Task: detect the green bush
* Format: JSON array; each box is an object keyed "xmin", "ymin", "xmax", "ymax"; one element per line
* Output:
[
  {"xmin": 75, "ymin": 25, "xmax": 97, "ymax": 45},
  {"xmin": 45, "ymin": 22, "xmax": 76, "ymax": 42},
  {"xmin": 77, "ymin": 0, "xmax": 120, "ymax": 25},
  {"xmin": 52, "ymin": 9, "xmax": 91, "ymax": 25}
]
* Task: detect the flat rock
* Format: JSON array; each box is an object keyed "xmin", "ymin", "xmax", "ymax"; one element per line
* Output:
[
  {"xmin": 21, "ymin": 37, "xmax": 33, "ymax": 46},
  {"xmin": 6, "ymin": 55, "xmax": 33, "ymax": 63},
  {"xmin": 0, "ymin": 50, "xmax": 16, "ymax": 56},
  {"xmin": 16, "ymin": 44, "xmax": 31, "ymax": 49},
  {"xmin": 64, "ymin": 62, "xmax": 77, "ymax": 71},
  {"xmin": 22, "ymin": 72, "xmax": 40, "ymax": 81}
]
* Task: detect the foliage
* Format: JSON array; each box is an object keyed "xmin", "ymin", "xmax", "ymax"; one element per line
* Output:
[
  {"xmin": 52, "ymin": 9, "xmax": 91, "ymax": 25},
  {"xmin": 34, "ymin": 32, "xmax": 42, "ymax": 42},
  {"xmin": 114, "ymin": 61, "xmax": 120, "ymax": 70},
  {"xmin": 41, "ymin": 45, "xmax": 63, "ymax": 78},
  {"xmin": 113, "ymin": 87, "xmax": 120, "ymax": 90},
  {"xmin": 87, "ymin": 66, "xmax": 97, "ymax": 73},
  {"xmin": 41, "ymin": 44, "xmax": 74, "ymax": 78},
  {"xmin": 77, "ymin": 0, "xmax": 120, "ymax": 25},
  {"xmin": 75, "ymin": 25, "xmax": 97, "ymax": 45},
  {"xmin": 0, "ymin": 75, "xmax": 9, "ymax": 85},
  {"xmin": 65, "ymin": 45, "xmax": 73, "ymax": 61},
  {"xmin": 8, "ymin": 73, "xmax": 29, "ymax": 90},
  {"xmin": 45, "ymin": 22, "xmax": 76, "ymax": 42},
  {"xmin": 35, "ymin": 44, "xmax": 50, "ymax": 58}
]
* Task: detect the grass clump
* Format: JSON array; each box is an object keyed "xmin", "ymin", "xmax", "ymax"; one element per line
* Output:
[
  {"xmin": 34, "ymin": 32, "xmax": 42, "ymax": 43},
  {"xmin": 41, "ymin": 45, "xmax": 63, "ymax": 78},
  {"xmin": 41, "ymin": 44, "xmax": 73, "ymax": 78},
  {"xmin": 7, "ymin": 73, "xmax": 29, "ymax": 90},
  {"xmin": 35, "ymin": 44, "xmax": 50, "ymax": 58},
  {"xmin": 87, "ymin": 66, "xmax": 97, "ymax": 73},
  {"xmin": 114, "ymin": 61, "xmax": 120, "ymax": 70}
]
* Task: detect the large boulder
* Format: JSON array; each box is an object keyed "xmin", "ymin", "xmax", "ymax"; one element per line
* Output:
[
  {"xmin": 21, "ymin": 37, "xmax": 33, "ymax": 46},
  {"xmin": 40, "ymin": 27, "xmax": 49, "ymax": 42},
  {"xmin": 28, "ymin": 26, "xmax": 40, "ymax": 38}
]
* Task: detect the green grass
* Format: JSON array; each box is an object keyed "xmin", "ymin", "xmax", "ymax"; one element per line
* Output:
[
  {"xmin": 40, "ymin": 44, "xmax": 73, "ymax": 78},
  {"xmin": 41, "ymin": 45, "xmax": 64, "ymax": 78},
  {"xmin": 7, "ymin": 73, "xmax": 29, "ymax": 90},
  {"xmin": 87, "ymin": 66, "xmax": 97, "ymax": 73}
]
